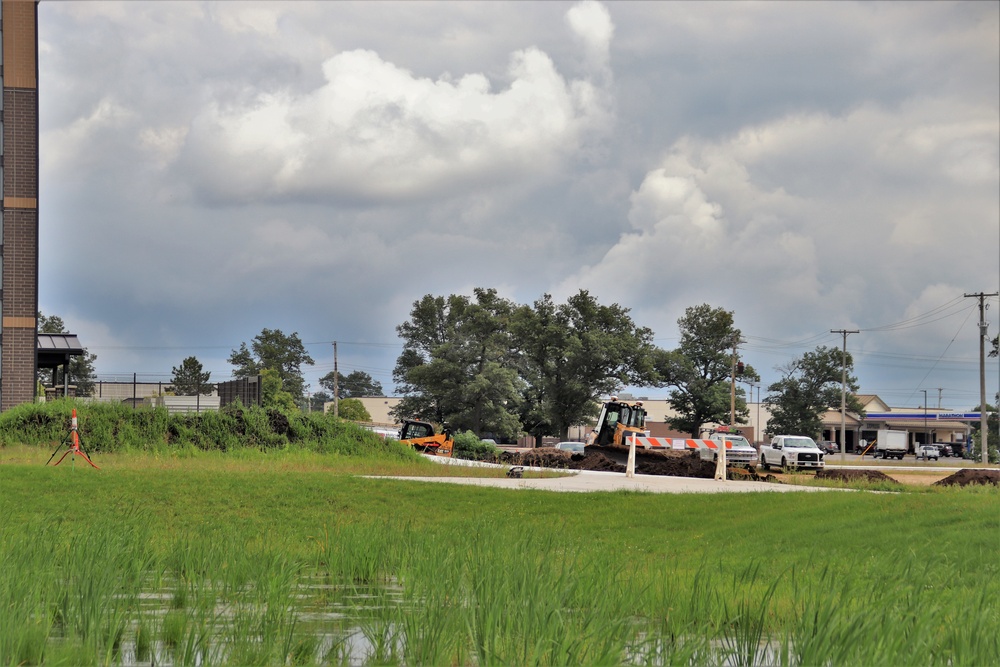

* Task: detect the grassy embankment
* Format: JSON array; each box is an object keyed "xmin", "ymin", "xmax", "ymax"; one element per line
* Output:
[{"xmin": 0, "ymin": 400, "xmax": 997, "ymax": 665}]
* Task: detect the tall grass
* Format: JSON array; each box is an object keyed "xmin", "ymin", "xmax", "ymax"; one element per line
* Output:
[
  {"xmin": 0, "ymin": 448, "xmax": 997, "ymax": 665},
  {"xmin": 0, "ymin": 510, "xmax": 997, "ymax": 665}
]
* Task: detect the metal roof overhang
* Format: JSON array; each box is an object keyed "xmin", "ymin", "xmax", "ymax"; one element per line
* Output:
[{"xmin": 36, "ymin": 333, "xmax": 85, "ymax": 369}]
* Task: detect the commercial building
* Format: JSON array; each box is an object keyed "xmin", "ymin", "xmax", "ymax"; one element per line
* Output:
[{"xmin": 0, "ymin": 0, "xmax": 39, "ymax": 411}]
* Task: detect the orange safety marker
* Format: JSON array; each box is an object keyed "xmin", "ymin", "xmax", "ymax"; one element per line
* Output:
[{"xmin": 45, "ymin": 409, "xmax": 100, "ymax": 470}]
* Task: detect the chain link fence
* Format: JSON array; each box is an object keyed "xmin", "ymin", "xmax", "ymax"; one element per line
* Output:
[{"xmin": 46, "ymin": 374, "xmax": 262, "ymax": 412}]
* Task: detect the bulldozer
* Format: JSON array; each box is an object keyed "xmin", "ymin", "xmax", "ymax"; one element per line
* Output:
[
  {"xmin": 398, "ymin": 419, "xmax": 454, "ymax": 457},
  {"xmin": 586, "ymin": 397, "xmax": 648, "ymax": 446}
]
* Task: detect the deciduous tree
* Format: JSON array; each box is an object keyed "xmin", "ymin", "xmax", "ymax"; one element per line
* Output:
[
  {"xmin": 652, "ymin": 304, "xmax": 758, "ymax": 437},
  {"xmin": 337, "ymin": 398, "xmax": 372, "ymax": 422},
  {"xmin": 229, "ymin": 328, "xmax": 314, "ymax": 400},
  {"xmin": 259, "ymin": 368, "xmax": 298, "ymax": 411},
  {"xmin": 319, "ymin": 370, "xmax": 383, "ymax": 398},
  {"xmin": 392, "ymin": 289, "xmax": 523, "ymax": 439},
  {"xmin": 512, "ymin": 291, "xmax": 656, "ymax": 443},
  {"xmin": 764, "ymin": 345, "xmax": 864, "ymax": 438}
]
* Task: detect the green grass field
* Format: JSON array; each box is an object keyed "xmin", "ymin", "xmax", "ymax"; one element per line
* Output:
[{"xmin": 1, "ymin": 443, "xmax": 998, "ymax": 665}]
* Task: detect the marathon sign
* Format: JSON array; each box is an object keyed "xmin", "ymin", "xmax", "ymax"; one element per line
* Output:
[{"xmin": 865, "ymin": 412, "xmax": 981, "ymax": 421}]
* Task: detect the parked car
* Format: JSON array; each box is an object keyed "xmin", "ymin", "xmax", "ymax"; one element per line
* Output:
[
  {"xmin": 918, "ymin": 444, "xmax": 939, "ymax": 461},
  {"xmin": 817, "ymin": 440, "xmax": 839, "ymax": 455},
  {"xmin": 554, "ymin": 441, "xmax": 586, "ymax": 455},
  {"xmin": 933, "ymin": 443, "xmax": 953, "ymax": 458}
]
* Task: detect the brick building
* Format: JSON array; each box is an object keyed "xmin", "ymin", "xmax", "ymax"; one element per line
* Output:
[{"xmin": 0, "ymin": 1, "xmax": 39, "ymax": 411}]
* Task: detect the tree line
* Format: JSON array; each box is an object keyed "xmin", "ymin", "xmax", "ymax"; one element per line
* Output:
[
  {"xmin": 391, "ymin": 290, "xmax": 864, "ymax": 443},
  {"xmin": 37, "ymin": 296, "xmax": 879, "ymax": 442}
]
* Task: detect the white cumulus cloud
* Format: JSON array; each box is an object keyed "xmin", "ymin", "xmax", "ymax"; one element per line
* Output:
[
  {"xmin": 172, "ymin": 8, "xmax": 615, "ymax": 205},
  {"xmin": 567, "ymin": 0, "xmax": 614, "ymax": 69}
]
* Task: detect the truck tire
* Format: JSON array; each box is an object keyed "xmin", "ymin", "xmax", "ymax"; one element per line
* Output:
[
  {"xmin": 760, "ymin": 455, "xmax": 769, "ymax": 471},
  {"xmin": 781, "ymin": 457, "xmax": 788, "ymax": 472}
]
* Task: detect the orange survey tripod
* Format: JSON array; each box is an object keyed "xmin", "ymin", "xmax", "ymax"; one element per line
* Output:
[{"xmin": 45, "ymin": 408, "xmax": 99, "ymax": 469}]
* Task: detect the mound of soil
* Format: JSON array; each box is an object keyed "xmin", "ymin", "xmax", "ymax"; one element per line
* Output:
[
  {"xmin": 933, "ymin": 469, "xmax": 1000, "ymax": 487},
  {"xmin": 816, "ymin": 469, "xmax": 896, "ymax": 484},
  {"xmin": 729, "ymin": 467, "xmax": 779, "ymax": 483},
  {"xmin": 497, "ymin": 446, "xmax": 773, "ymax": 481},
  {"xmin": 634, "ymin": 454, "xmax": 716, "ymax": 478},
  {"xmin": 574, "ymin": 452, "xmax": 625, "ymax": 472},
  {"xmin": 499, "ymin": 448, "xmax": 575, "ymax": 469}
]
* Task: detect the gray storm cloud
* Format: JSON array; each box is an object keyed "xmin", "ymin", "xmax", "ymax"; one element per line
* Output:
[
  {"xmin": 35, "ymin": 0, "xmax": 998, "ymax": 403},
  {"xmin": 561, "ymin": 99, "xmax": 998, "ymax": 356}
]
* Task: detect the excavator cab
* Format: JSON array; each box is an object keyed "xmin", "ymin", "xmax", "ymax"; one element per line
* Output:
[
  {"xmin": 398, "ymin": 419, "xmax": 454, "ymax": 457},
  {"xmin": 588, "ymin": 398, "xmax": 647, "ymax": 446}
]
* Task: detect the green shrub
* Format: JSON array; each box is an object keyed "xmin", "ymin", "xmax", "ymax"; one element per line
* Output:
[
  {"xmin": 452, "ymin": 430, "xmax": 501, "ymax": 461},
  {"xmin": 0, "ymin": 399, "xmax": 423, "ymax": 462}
]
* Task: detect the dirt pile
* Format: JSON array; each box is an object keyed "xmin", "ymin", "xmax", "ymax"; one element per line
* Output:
[
  {"xmin": 816, "ymin": 469, "xmax": 896, "ymax": 484},
  {"xmin": 933, "ymin": 469, "xmax": 1000, "ymax": 487},
  {"xmin": 499, "ymin": 448, "xmax": 576, "ymax": 469},
  {"xmin": 497, "ymin": 446, "xmax": 767, "ymax": 481},
  {"xmin": 574, "ymin": 452, "xmax": 624, "ymax": 472},
  {"xmin": 729, "ymin": 467, "xmax": 779, "ymax": 483},
  {"xmin": 633, "ymin": 453, "xmax": 716, "ymax": 478}
]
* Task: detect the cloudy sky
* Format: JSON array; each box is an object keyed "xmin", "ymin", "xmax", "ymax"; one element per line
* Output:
[{"xmin": 37, "ymin": 0, "xmax": 999, "ymax": 409}]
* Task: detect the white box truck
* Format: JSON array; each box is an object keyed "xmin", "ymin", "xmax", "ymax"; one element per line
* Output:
[{"xmin": 875, "ymin": 429, "xmax": 908, "ymax": 460}]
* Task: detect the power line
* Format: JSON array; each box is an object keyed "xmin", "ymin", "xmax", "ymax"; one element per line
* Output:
[{"xmin": 860, "ymin": 296, "xmax": 969, "ymax": 332}]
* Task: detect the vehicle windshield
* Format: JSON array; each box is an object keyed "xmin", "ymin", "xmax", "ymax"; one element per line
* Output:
[
  {"xmin": 618, "ymin": 404, "xmax": 646, "ymax": 429},
  {"xmin": 784, "ymin": 437, "xmax": 816, "ymax": 448},
  {"xmin": 721, "ymin": 436, "xmax": 751, "ymax": 447}
]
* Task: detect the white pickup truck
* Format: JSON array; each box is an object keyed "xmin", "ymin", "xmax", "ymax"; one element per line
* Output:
[
  {"xmin": 759, "ymin": 435, "xmax": 825, "ymax": 471},
  {"xmin": 706, "ymin": 432, "xmax": 758, "ymax": 468}
]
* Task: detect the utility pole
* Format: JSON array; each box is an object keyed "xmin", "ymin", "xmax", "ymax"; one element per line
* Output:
[
  {"xmin": 728, "ymin": 333, "xmax": 747, "ymax": 425},
  {"xmin": 831, "ymin": 329, "xmax": 859, "ymax": 462},
  {"xmin": 921, "ymin": 389, "xmax": 928, "ymax": 450},
  {"xmin": 964, "ymin": 292, "xmax": 998, "ymax": 464},
  {"xmin": 332, "ymin": 341, "xmax": 339, "ymax": 419},
  {"xmin": 730, "ymin": 337, "xmax": 737, "ymax": 425}
]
